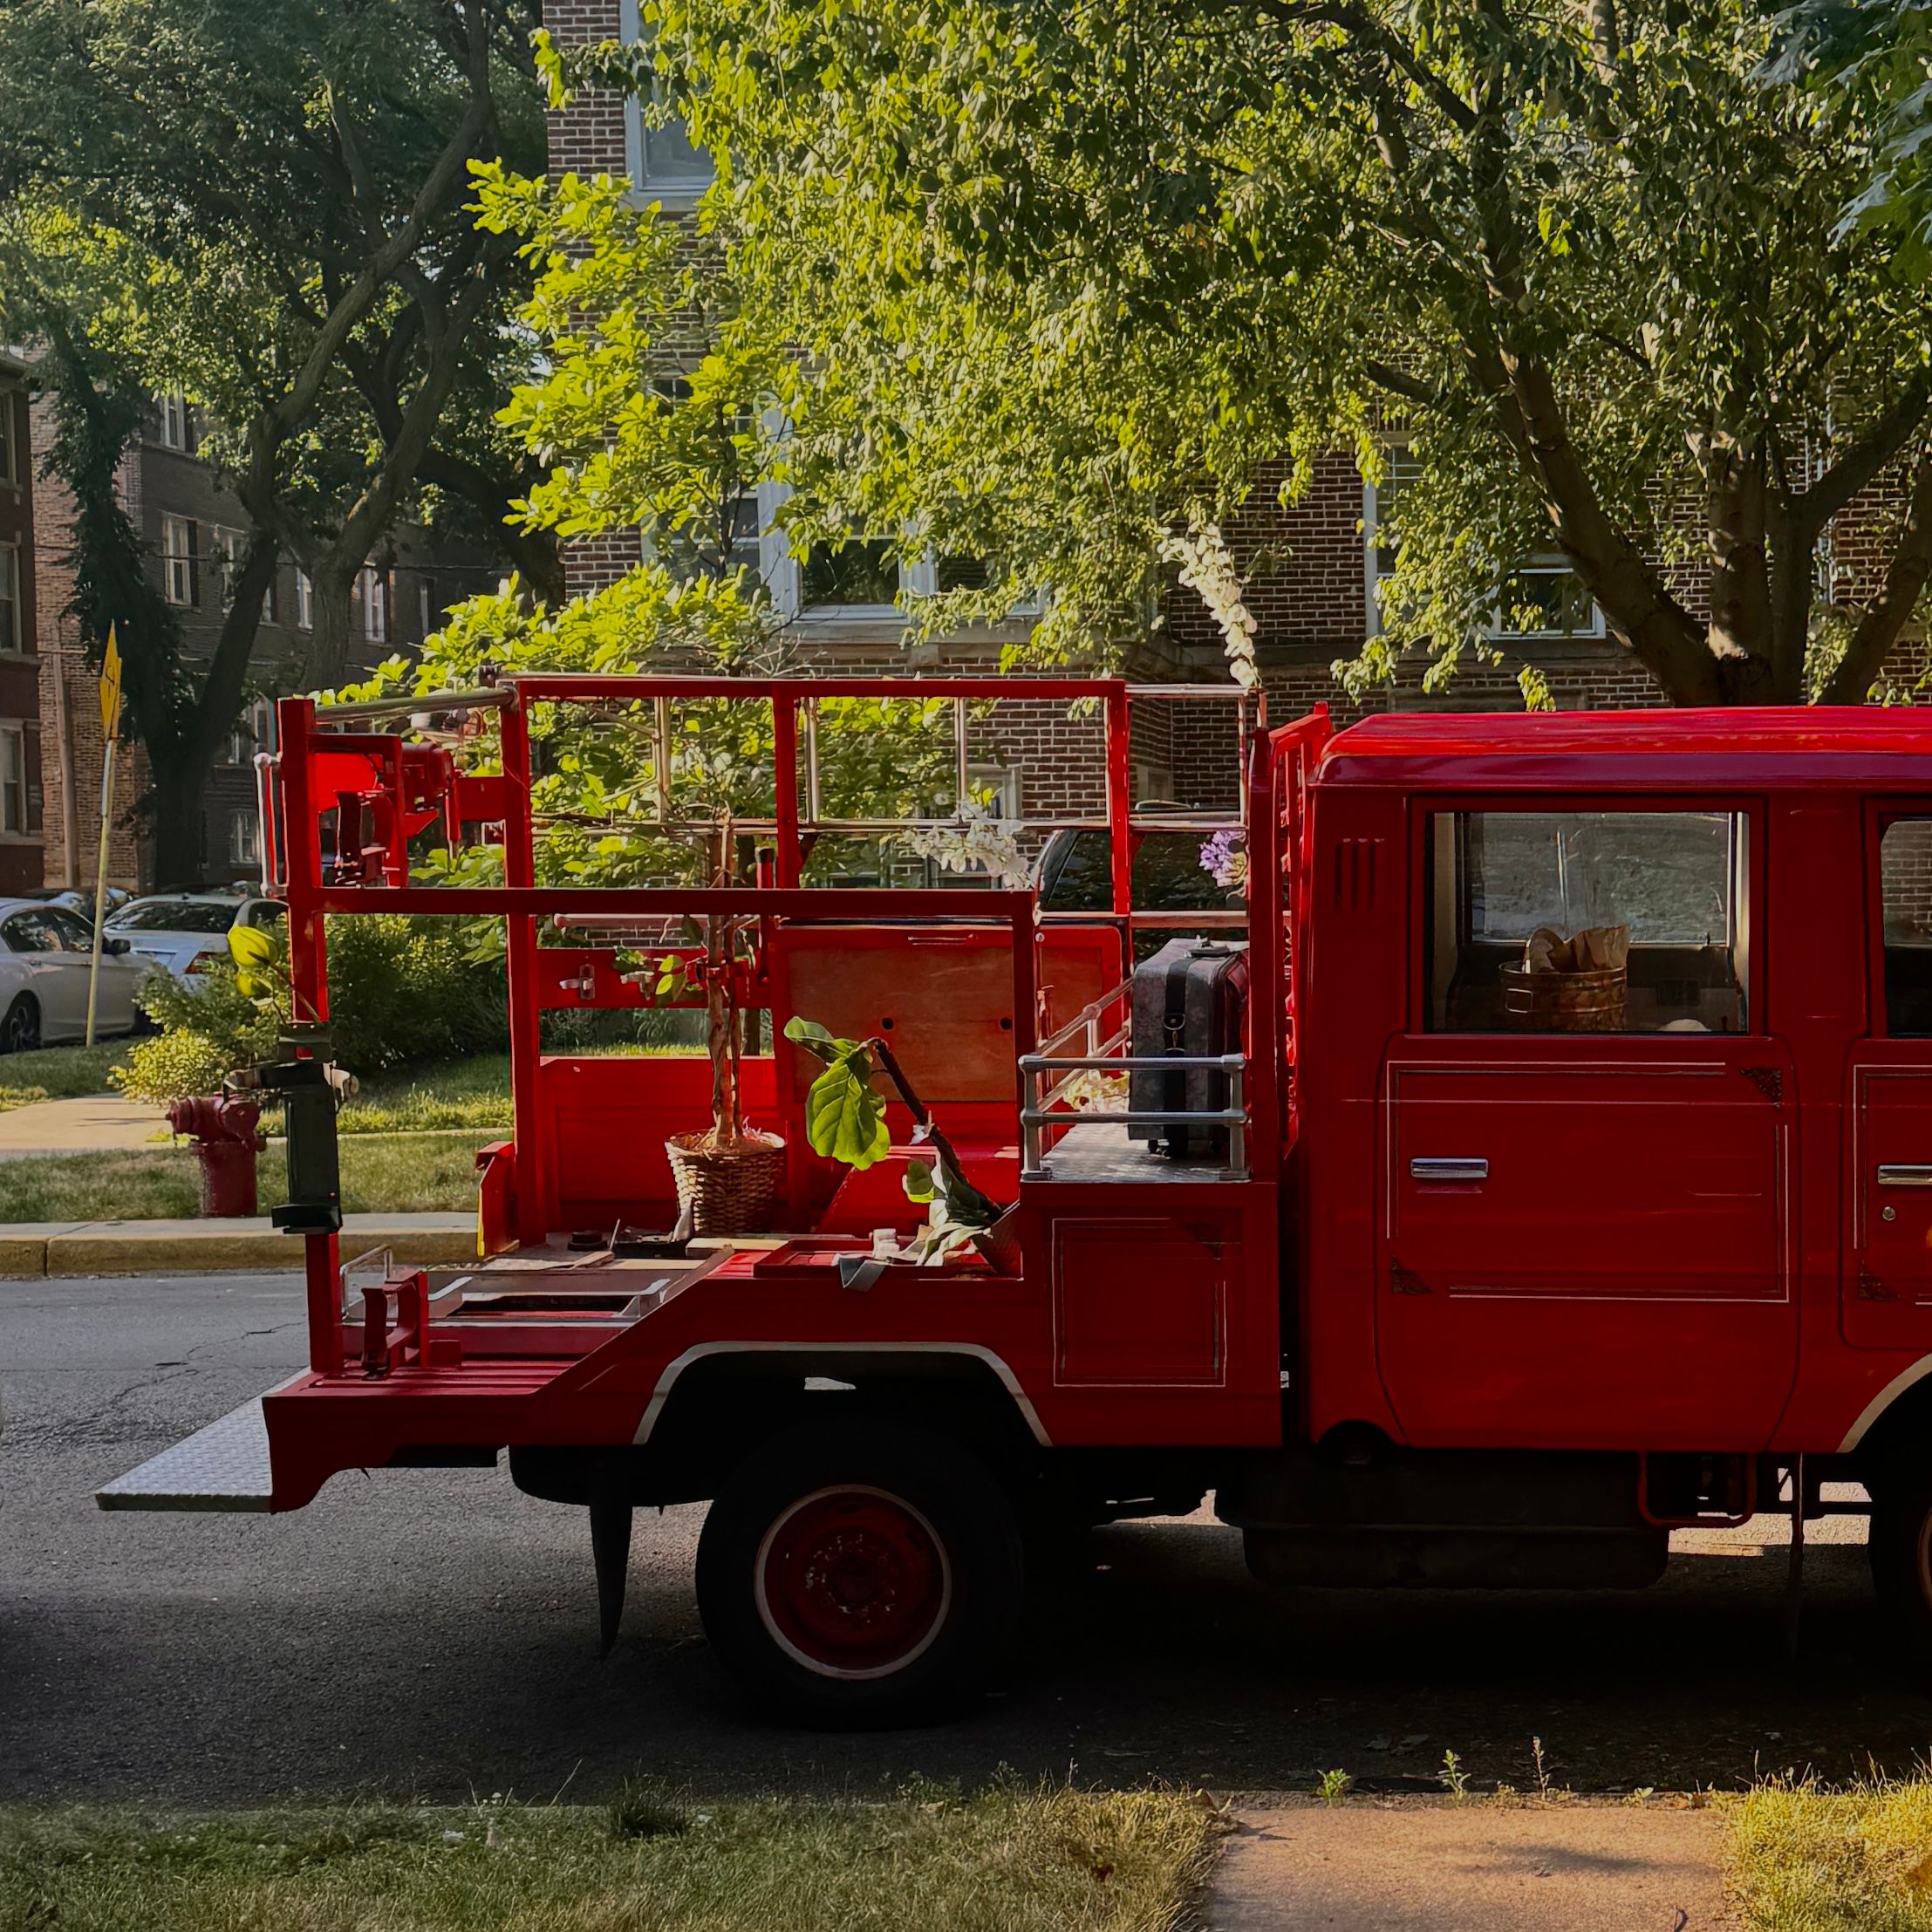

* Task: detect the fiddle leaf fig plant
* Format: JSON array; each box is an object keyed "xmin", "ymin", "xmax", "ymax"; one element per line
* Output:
[
  {"xmin": 784, "ymin": 1017, "xmax": 890, "ymax": 1171},
  {"xmin": 784, "ymin": 1014, "xmax": 1011, "ymax": 1265}
]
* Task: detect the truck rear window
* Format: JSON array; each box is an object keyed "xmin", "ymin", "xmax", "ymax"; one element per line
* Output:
[{"xmin": 1426, "ymin": 809, "xmax": 1750, "ymax": 1034}]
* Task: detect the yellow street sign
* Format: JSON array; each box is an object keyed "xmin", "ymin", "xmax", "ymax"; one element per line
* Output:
[{"xmin": 99, "ymin": 625, "xmax": 123, "ymax": 737}]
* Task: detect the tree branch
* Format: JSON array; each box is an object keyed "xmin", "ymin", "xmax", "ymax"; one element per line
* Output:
[
  {"xmin": 1820, "ymin": 441, "xmax": 1932, "ymax": 703},
  {"xmin": 1789, "ymin": 377, "xmax": 1932, "ymax": 537}
]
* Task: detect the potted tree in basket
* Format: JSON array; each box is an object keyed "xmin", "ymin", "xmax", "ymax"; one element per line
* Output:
[{"xmin": 653, "ymin": 816, "xmax": 786, "ymax": 1236}]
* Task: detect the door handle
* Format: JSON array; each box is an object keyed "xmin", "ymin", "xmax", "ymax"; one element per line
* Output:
[
  {"xmin": 1410, "ymin": 1157, "xmax": 1488, "ymax": 1183},
  {"xmin": 1878, "ymin": 1164, "xmax": 1932, "ymax": 1188}
]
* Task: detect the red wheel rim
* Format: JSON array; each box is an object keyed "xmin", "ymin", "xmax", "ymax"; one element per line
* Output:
[{"xmin": 754, "ymin": 1485, "xmax": 952, "ymax": 1680}]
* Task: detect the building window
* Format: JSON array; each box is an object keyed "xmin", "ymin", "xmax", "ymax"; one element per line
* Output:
[
  {"xmin": 619, "ymin": 0, "xmax": 714, "ymax": 207},
  {"xmin": 209, "ymin": 526, "xmax": 245, "ymax": 612},
  {"xmin": 160, "ymin": 515, "xmax": 199, "ymax": 607},
  {"xmin": 1426, "ymin": 809, "xmax": 1750, "ymax": 1034},
  {"xmin": 800, "ymin": 538, "xmax": 900, "ymax": 612},
  {"xmin": 0, "ymin": 544, "xmax": 18, "ymax": 654},
  {"xmin": 357, "ymin": 564, "xmax": 387, "ymax": 643},
  {"xmin": 417, "ymin": 579, "xmax": 433, "ymax": 639},
  {"xmin": 229, "ymin": 696, "xmax": 275, "ymax": 767},
  {"xmin": 0, "ymin": 725, "xmax": 29, "ymax": 836},
  {"xmin": 1491, "ymin": 562, "xmax": 1605, "ymax": 641},
  {"xmin": 0, "ymin": 392, "xmax": 17, "ymax": 488},
  {"xmin": 229, "ymin": 811, "xmax": 260, "ymax": 867},
  {"xmin": 157, "ymin": 393, "xmax": 195, "ymax": 453},
  {"xmin": 1363, "ymin": 457, "xmax": 1601, "ymax": 643},
  {"xmin": 295, "ymin": 569, "xmax": 314, "ymax": 631}
]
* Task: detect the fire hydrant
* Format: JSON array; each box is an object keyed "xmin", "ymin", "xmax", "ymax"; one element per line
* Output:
[{"xmin": 167, "ymin": 1094, "xmax": 266, "ymax": 1218}]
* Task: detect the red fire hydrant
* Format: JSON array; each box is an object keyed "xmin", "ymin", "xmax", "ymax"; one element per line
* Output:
[{"xmin": 167, "ymin": 1094, "xmax": 267, "ymax": 1218}]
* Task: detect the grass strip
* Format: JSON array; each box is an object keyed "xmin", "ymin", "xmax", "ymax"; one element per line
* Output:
[
  {"xmin": 0, "ymin": 1784, "xmax": 1216, "ymax": 1932},
  {"xmin": 1728, "ymin": 1778, "xmax": 1932, "ymax": 1929},
  {"xmin": 0, "ymin": 1132, "xmax": 491, "ymax": 1220},
  {"xmin": 0, "ymin": 1041, "xmax": 134, "ymax": 1111}
]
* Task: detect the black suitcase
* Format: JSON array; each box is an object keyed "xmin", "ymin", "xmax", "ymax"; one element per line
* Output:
[{"xmin": 1128, "ymin": 938, "xmax": 1249, "ymax": 1158}]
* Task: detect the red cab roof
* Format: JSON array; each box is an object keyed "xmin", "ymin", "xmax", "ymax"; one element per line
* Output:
[{"xmin": 1313, "ymin": 706, "xmax": 1932, "ymax": 792}]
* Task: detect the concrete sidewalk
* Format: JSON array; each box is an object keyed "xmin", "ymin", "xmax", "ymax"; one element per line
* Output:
[
  {"xmin": 0, "ymin": 1210, "xmax": 474, "ymax": 1276},
  {"xmin": 1212, "ymin": 1799, "xmax": 1736, "ymax": 1930},
  {"xmin": 0, "ymin": 1094, "xmax": 166, "ymax": 1159}
]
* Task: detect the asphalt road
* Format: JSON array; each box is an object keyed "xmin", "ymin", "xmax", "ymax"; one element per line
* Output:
[{"xmin": 4, "ymin": 1271, "xmax": 1929, "ymax": 1806}]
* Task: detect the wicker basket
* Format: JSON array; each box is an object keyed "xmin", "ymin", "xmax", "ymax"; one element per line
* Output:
[
  {"xmin": 666, "ymin": 1130, "xmax": 786, "ymax": 1236},
  {"xmin": 1499, "ymin": 962, "xmax": 1628, "ymax": 1033}
]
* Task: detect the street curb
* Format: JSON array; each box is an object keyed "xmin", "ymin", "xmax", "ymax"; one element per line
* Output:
[{"xmin": 0, "ymin": 1224, "xmax": 478, "ymax": 1279}]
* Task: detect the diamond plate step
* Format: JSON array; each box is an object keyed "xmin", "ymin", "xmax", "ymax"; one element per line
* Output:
[{"xmin": 96, "ymin": 1383, "xmax": 290, "ymax": 1512}]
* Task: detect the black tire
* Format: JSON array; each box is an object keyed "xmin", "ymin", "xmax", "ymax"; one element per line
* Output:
[
  {"xmin": 1, "ymin": 995, "xmax": 40, "ymax": 1055},
  {"xmin": 695, "ymin": 1418, "xmax": 1024, "ymax": 1728},
  {"xmin": 1870, "ymin": 1462, "xmax": 1932, "ymax": 1636}
]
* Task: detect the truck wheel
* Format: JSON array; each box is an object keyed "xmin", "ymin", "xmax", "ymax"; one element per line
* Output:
[
  {"xmin": 1868, "ymin": 1464, "xmax": 1932, "ymax": 1635},
  {"xmin": 695, "ymin": 1419, "xmax": 1024, "ymax": 1728}
]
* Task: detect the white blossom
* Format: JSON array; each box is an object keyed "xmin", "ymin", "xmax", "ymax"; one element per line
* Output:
[{"xmin": 1157, "ymin": 521, "xmax": 1260, "ymax": 689}]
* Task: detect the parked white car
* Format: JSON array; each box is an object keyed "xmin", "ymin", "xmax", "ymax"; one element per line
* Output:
[
  {"xmin": 105, "ymin": 894, "xmax": 285, "ymax": 984},
  {"xmin": 0, "ymin": 899, "xmax": 147, "ymax": 1051}
]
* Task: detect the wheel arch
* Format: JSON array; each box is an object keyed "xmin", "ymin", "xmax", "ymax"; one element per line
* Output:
[
  {"xmin": 1842, "ymin": 1355, "xmax": 1932, "ymax": 1466},
  {"xmin": 634, "ymin": 1341, "xmax": 1049, "ymax": 1449}
]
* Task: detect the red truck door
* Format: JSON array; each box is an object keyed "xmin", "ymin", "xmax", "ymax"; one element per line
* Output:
[
  {"xmin": 1847, "ymin": 809, "xmax": 1932, "ymax": 1347},
  {"xmin": 1376, "ymin": 803, "xmax": 1799, "ymax": 1450}
]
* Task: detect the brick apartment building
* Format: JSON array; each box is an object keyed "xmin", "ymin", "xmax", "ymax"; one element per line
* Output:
[
  {"xmin": 544, "ymin": 3, "xmax": 1922, "ymax": 822},
  {"xmin": 24, "ymin": 379, "xmax": 492, "ymax": 891},
  {"xmin": 0, "ymin": 351, "xmax": 47, "ymax": 895}
]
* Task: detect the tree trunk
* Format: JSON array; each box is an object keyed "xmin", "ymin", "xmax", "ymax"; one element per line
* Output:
[
  {"xmin": 147, "ymin": 748, "xmax": 210, "ymax": 889},
  {"xmin": 307, "ymin": 571, "xmax": 359, "ymax": 684}
]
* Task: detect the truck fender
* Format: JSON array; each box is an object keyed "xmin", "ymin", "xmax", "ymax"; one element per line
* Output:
[{"xmin": 631, "ymin": 1341, "xmax": 1051, "ymax": 1448}]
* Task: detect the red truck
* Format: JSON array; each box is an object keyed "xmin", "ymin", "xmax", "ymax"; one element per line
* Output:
[{"xmin": 100, "ymin": 676, "xmax": 1932, "ymax": 1724}]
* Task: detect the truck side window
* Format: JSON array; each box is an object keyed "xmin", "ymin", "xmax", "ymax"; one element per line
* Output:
[
  {"xmin": 1881, "ymin": 817, "xmax": 1932, "ymax": 1034},
  {"xmin": 1427, "ymin": 810, "xmax": 1750, "ymax": 1034}
]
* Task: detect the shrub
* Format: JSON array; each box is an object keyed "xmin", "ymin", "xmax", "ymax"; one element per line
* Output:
[
  {"xmin": 120, "ymin": 916, "xmax": 508, "ymax": 1096},
  {"xmin": 113, "ymin": 1029, "xmax": 241, "ymax": 1107}
]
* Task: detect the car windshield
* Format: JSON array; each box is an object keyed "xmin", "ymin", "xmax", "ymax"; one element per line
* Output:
[
  {"xmin": 1036, "ymin": 828, "xmax": 1239, "ymax": 913},
  {"xmin": 110, "ymin": 900, "xmax": 238, "ymax": 935}
]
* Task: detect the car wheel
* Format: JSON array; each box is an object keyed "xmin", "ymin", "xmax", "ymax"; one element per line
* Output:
[
  {"xmin": 695, "ymin": 1418, "xmax": 1024, "ymax": 1729},
  {"xmin": 1, "ymin": 995, "xmax": 41, "ymax": 1055}
]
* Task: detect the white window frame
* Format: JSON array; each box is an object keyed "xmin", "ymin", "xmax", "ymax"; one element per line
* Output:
[
  {"xmin": 418, "ymin": 579, "xmax": 433, "ymax": 638},
  {"xmin": 1362, "ymin": 457, "xmax": 1604, "ymax": 644},
  {"xmin": 209, "ymin": 525, "xmax": 245, "ymax": 612},
  {"xmin": 0, "ymin": 543, "xmax": 19, "ymax": 656},
  {"xmin": 160, "ymin": 515, "xmax": 198, "ymax": 607},
  {"xmin": 229, "ymin": 811, "xmax": 260, "ymax": 867},
  {"xmin": 1487, "ymin": 557, "xmax": 1607, "ymax": 643},
  {"xmin": 228, "ymin": 697, "xmax": 274, "ymax": 768},
  {"xmin": 157, "ymin": 392, "xmax": 193, "ymax": 453},
  {"xmin": 295, "ymin": 569, "xmax": 314, "ymax": 631},
  {"xmin": 0, "ymin": 723, "xmax": 28, "ymax": 836},
  {"xmin": 357, "ymin": 563, "xmax": 388, "ymax": 643},
  {"xmin": 619, "ymin": 0, "xmax": 714, "ymax": 212}
]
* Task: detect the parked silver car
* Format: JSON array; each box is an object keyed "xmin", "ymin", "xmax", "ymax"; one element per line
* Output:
[{"xmin": 105, "ymin": 893, "xmax": 286, "ymax": 984}]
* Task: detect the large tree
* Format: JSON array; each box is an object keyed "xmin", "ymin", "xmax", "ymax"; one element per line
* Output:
[
  {"xmin": 577, "ymin": 0, "xmax": 1932, "ymax": 706},
  {"xmin": 0, "ymin": 0, "xmax": 549, "ymax": 881}
]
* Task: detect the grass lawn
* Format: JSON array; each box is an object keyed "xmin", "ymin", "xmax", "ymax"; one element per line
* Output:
[
  {"xmin": 1727, "ymin": 1778, "xmax": 1932, "ymax": 1929},
  {"xmin": 0, "ymin": 1131, "xmax": 490, "ymax": 1220},
  {"xmin": 0, "ymin": 1039, "xmax": 135, "ymax": 1112},
  {"xmin": 0, "ymin": 1785, "xmax": 1214, "ymax": 1932}
]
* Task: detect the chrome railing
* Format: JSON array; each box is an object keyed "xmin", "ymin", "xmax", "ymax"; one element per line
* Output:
[{"xmin": 1019, "ymin": 1035, "xmax": 1249, "ymax": 1184}]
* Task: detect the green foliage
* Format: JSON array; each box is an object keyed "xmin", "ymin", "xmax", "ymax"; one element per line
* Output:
[
  {"xmin": 786, "ymin": 1017, "xmax": 891, "ymax": 1171},
  {"xmin": 113, "ymin": 1030, "xmax": 240, "ymax": 1108},
  {"xmin": 545, "ymin": 0, "xmax": 1932, "ymax": 705},
  {"xmin": 126, "ymin": 918, "xmax": 505, "ymax": 1096}
]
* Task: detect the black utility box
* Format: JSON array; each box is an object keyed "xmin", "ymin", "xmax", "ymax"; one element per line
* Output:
[{"xmin": 1128, "ymin": 938, "xmax": 1249, "ymax": 1158}]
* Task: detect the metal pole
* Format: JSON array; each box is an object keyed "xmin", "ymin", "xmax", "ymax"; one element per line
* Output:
[
  {"xmin": 83, "ymin": 734, "xmax": 118, "ymax": 1048},
  {"xmin": 954, "ymin": 698, "xmax": 970, "ymax": 817}
]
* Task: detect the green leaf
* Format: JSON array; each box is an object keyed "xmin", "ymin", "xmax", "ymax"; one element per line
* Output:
[
  {"xmin": 904, "ymin": 1157, "xmax": 935, "ymax": 1204},
  {"xmin": 784, "ymin": 1014, "xmax": 864, "ymax": 1066},
  {"xmin": 229, "ymin": 925, "xmax": 275, "ymax": 970},
  {"xmin": 802, "ymin": 1045, "xmax": 890, "ymax": 1169}
]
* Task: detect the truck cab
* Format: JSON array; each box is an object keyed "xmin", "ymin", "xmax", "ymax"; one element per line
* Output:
[{"xmin": 99, "ymin": 690, "xmax": 1932, "ymax": 1724}]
